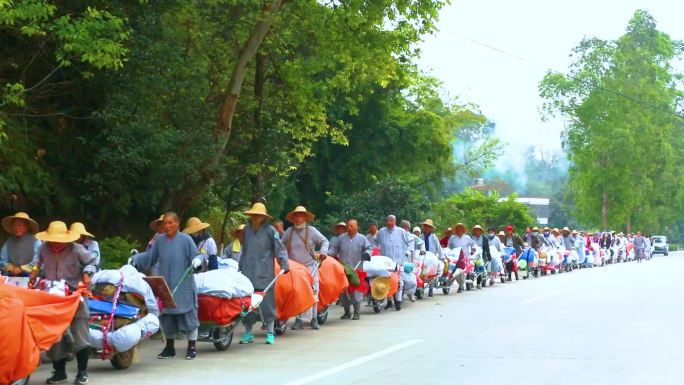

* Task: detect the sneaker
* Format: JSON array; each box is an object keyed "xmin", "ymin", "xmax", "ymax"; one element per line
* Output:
[
  {"xmin": 394, "ymin": 301, "xmax": 402, "ymax": 311},
  {"xmin": 384, "ymin": 301, "xmax": 393, "ymax": 310},
  {"xmin": 265, "ymin": 333, "xmax": 275, "ymax": 345},
  {"xmin": 352, "ymin": 312, "xmax": 360, "ymax": 320},
  {"xmin": 457, "ymin": 288, "xmax": 464, "ymax": 293},
  {"xmin": 186, "ymin": 347, "xmax": 197, "ymax": 360},
  {"xmin": 74, "ymin": 371, "xmax": 89, "ymax": 385},
  {"xmin": 408, "ymin": 294, "xmax": 415, "ymax": 302},
  {"xmin": 292, "ymin": 319, "xmax": 304, "ymax": 330},
  {"xmin": 311, "ymin": 319, "xmax": 320, "ymax": 330},
  {"xmin": 239, "ymin": 332, "xmax": 254, "ymax": 344},
  {"xmin": 340, "ymin": 312, "xmax": 352, "ymax": 320},
  {"xmin": 157, "ymin": 347, "xmax": 176, "ymax": 359},
  {"xmin": 46, "ymin": 371, "xmax": 68, "ymax": 384}
]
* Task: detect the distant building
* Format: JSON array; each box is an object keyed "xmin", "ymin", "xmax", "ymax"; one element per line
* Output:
[{"xmin": 498, "ymin": 197, "xmax": 550, "ymax": 225}]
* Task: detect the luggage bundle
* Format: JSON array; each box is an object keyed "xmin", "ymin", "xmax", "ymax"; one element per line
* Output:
[{"xmin": 195, "ymin": 269, "xmax": 255, "ymax": 326}]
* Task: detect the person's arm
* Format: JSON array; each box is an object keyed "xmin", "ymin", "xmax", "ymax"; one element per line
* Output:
[
  {"xmin": 89, "ymin": 240, "xmax": 101, "ymax": 268},
  {"xmin": 0, "ymin": 242, "xmax": 9, "ymax": 271},
  {"xmin": 328, "ymin": 236, "xmax": 340, "ymax": 257},
  {"xmin": 312, "ymin": 227, "xmax": 329, "ymax": 256},
  {"xmin": 447, "ymin": 235, "xmax": 455, "ymax": 249},
  {"xmin": 77, "ymin": 245, "xmax": 97, "ymax": 275},
  {"xmin": 273, "ymin": 228, "xmax": 289, "ymax": 272},
  {"xmin": 131, "ymin": 242, "xmax": 159, "ymax": 271},
  {"xmin": 205, "ymin": 238, "xmax": 218, "ymax": 256}
]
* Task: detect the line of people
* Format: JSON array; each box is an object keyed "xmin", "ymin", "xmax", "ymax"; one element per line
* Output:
[{"xmin": 0, "ymin": 209, "xmax": 658, "ymax": 384}]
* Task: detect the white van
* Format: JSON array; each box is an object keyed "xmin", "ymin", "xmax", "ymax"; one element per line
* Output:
[{"xmin": 652, "ymin": 236, "xmax": 669, "ymax": 256}]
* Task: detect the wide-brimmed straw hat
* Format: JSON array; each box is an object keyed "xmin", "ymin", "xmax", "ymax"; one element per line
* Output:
[
  {"xmin": 552, "ymin": 228, "xmax": 560, "ymax": 235},
  {"xmin": 498, "ymin": 231, "xmax": 505, "ymax": 237},
  {"xmin": 286, "ymin": 206, "xmax": 315, "ymax": 223},
  {"xmin": 183, "ymin": 217, "xmax": 210, "ymax": 234},
  {"xmin": 69, "ymin": 222, "xmax": 95, "ymax": 238},
  {"xmin": 243, "ymin": 202, "xmax": 273, "ymax": 219},
  {"xmin": 562, "ymin": 226, "xmax": 571, "ymax": 233},
  {"xmin": 542, "ymin": 227, "xmax": 550, "ymax": 232},
  {"xmin": 453, "ymin": 223, "xmax": 467, "ymax": 231},
  {"xmin": 2, "ymin": 212, "xmax": 39, "ymax": 234},
  {"xmin": 420, "ymin": 219, "xmax": 436, "ymax": 229},
  {"xmin": 571, "ymin": 230, "xmax": 578, "ymax": 235},
  {"xmin": 532, "ymin": 226, "xmax": 540, "ymax": 232},
  {"xmin": 36, "ymin": 221, "xmax": 80, "ymax": 243},
  {"xmin": 472, "ymin": 225, "xmax": 483, "ymax": 232},
  {"xmin": 149, "ymin": 215, "xmax": 164, "ymax": 231},
  {"xmin": 371, "ymin": 277, "xmax": 390, "ymax": 300},
  {"xmin": 334, "ymin": 222, "xmax": 347, "ymax": 230}
]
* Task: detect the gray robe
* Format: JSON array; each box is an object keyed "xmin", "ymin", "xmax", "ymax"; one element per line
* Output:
[
  {"xmin": 328, "ymin": 232, "xmax": 372, "ymax": 268},
  {"xmin": 133, "ymin": 232, "xmax": 204, "ymax": 335},
  {"xmin": 239, "ymin": 223, "xmax": 288, "ymax": 325}
]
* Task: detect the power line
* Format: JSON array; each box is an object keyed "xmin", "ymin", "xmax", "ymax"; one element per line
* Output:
[{"xmin": 439, "ymin": 29, "xmax": 684, "ymax": 120}]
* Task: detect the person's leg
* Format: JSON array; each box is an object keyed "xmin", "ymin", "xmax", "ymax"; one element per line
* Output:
[
  {"xmin": 186, "ymin": 328, "xmax": 198, "ymax": 359},
  {"xmin": 340, "ymin": 290, "xmax": 352, "ymax": 319},
  {"xmin": 158, "ymin": 314, "xmax": 177, "ymax": 358},
  {"xmin": 352, "ymin": 291, "xmax": 362, "ymax": 320},
  {"xmin": 394, "ymin": 275, "xmax": 403, "ymax": 310},
  {"xmin": 455, "ymin": 268, "xmax": 464, "ymax": 292},
  {"xmin": 310, "ymin": 268, "xmax": 320, "ymax": 329}
]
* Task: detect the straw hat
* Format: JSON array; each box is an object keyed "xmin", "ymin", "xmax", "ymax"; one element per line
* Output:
[
  {"xmin": 334, "ymin": 222, "xmax": 347, "ymax": 230},
  {"xmin": 149, "ymin": 215, "xmax": 164, "ymax": 231},
  {"xmin": 286, "ymin": 206, "xmax": 315, "ymax": 223},
  {"xmin": 412, "ymin": 226, "xmax": 422, "ymax": 234},
  {"xmin": 472, "ymin": 225, "xmax": 483, "ymax": 232},
  {"xmin": 562, "ymin": 226, "xmax": 570, "ymax": 233},
  {"xmin": 237, "ymin": 224, "xmax": 246, "ymax": 231},
  {"xmin": 183, "ymin": 217, "xmax": 210, "ymax": 234},
  {"xmin": 532, "ymin": 226, "xmax": 540, "ymax": 232},
  {"xmin": 370, "ymin": 277, "xmax": 390, "ymax": 300},
  {"xmin": 36, "ymin": 221, "xmax": 80, "ymax": 243},
  {"xmin": 243, "ymin": 202, "xmax": 273, "ymax": 219},
  {"xmin": 69, "ymin": 222, "xmax": 94, "ymax": 238},
  {"xmin": 552, "ymin": 228, "xmax": 560, "ymax": 235},
  {"xmin": 498, "ymin": 231, "xmax": 505, "ymax": 237},
  {"xmin": 2, "ymin": 212, "xmax": 39, "ymax": 234},
  {"xmin": 571, "ymin": 230, "xmax": 578, "ymax": 235},
  {"xmin": 453, "ymin": 223, "xmax": 467, "ymax": 231},
  {"xmin": 542, "ymin": 227, "xmax": 550, "ymax": 232},
  {"xmin": 420, "ymin": 219, "xmax": 436, "ymax": 229}
]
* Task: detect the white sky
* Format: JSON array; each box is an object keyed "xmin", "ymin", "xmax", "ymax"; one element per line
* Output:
[{"xmin": 416, "ymin": 0, "xmax": 684, "ymax": 171}]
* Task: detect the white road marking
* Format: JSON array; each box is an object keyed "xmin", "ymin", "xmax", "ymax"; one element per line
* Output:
[
  {"xmin": 522, "ymin": 290, "xmax": 562, "ymax": 304},
  {"xmin": 282, "ymin": 339, "xmax": 424, "ymax": 385}
]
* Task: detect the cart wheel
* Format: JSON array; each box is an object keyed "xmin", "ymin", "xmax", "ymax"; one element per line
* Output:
[
  {"xmin": 317, "ymin": 308, "xmax": 329, "ymax": 325},
  {"xmin": 415, "ymin": 288, "xmax": 424, "ymax": 300},
  {"xmin": 275, "ymin": 320, "xmax": 288, "ymax": 335},
  {"xmin": 213, "ymin": 328, "xmax": 233, "ymax": 351},
  {"xmin": 110, "ymin": 349, "xmax": 134, "ymax": 370},
  {"xmin": 442, "ymin": 287, "xmax": 451, "ymax": 295},
  {"xmin": 10, "ymin": 376, "xmax": 30, "ymax": 385}
]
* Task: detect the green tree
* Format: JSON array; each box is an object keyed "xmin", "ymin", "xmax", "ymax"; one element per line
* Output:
[{"xmin": 540, "ymin": 10, "xmax": 684, "ymax": 232}]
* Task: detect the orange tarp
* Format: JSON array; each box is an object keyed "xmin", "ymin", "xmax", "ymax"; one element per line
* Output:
[
  {"xmin": 274, "ymin": 259, "xmax": 315, "ymax": 321},
  {"xmin": 317, "ymin": 258, "xmax": 349, "ymax": 311},
  {"xmin": 388, "ymin": 272, "xmax": 399, "ymax": 298},
  {"xmin": 198, "ymin": 295, "xmax": 251, "ymax": 325},
  {"xmin": 0, "ymin": 282, "xmax": 80, "ymax": 384}
]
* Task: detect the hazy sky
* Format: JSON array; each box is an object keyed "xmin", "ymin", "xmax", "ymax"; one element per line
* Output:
[{"xmin": 417, "ymin": 0, "xmax": 684, "ymax": 170}]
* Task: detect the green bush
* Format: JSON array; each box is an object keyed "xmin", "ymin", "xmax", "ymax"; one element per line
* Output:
[
  {"xmin": 669, "ymin": 243, "xmax": 679, "ymax": 252},
  {"xmin": 100, "ymin": 236, "xmax": 141, "ymax": 270}
]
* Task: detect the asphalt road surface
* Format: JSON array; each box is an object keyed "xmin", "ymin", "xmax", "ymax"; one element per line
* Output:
[{"xmin": 31, "ymin": 252, "xmax": 684, "ymax": 385}]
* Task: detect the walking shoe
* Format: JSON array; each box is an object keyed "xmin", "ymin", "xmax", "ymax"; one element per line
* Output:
[
  {"xmin": 457, "ymin": 287, "xmax": 464, "ymax": 293},
  {"xmin": 340, "ymin": 312, "xmax": 352, "ymax": 320},
  {"xmin": 408, "ymin": 294, "xmax": 415, "ymax": 302},
  {"xmin": 352, "ymin": 312, "xmax": 360, "ymax": 320},
  {"xmin": 384, "ymin": 301, "xmax": 393, "ymax": 310},
  {"xmin": 311, "ymin": 318, "xmax": 320, "ymax": 330},
  {"xmin": 157, "ymin": 347, "xmax": 176, "ymax": 359},
  {"xmin": 292, "ymin": 319, "xmax": 304, "ymax": 330},
  {"xmin": 239, "ymin": 332, "xmax": 254, "ymax": 344},
  {"xmin": 185, "ymin": 347, "xmax": 197, "ymax": 360},
  {"xmin": 265, "ymin": 333, "xmax": 275, "ymax": 345},
  {"xmin": 74, "ymin": 371, "xmax": 89, "ymax": 385},
  {"xmin": 46, "ymin": 371, "xmax": 68, "ymax": 384},
  {"xmin": 394, "ymin": 301, "xmax": 402, "ymax": 311}
]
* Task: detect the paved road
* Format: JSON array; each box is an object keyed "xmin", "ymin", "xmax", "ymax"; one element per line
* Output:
[{"xmin": 31, "ymin": 253, "xmax": 684, "ymax": 385}]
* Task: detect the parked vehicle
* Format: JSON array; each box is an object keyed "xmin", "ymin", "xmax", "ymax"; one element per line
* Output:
[{"xmin": 652, "ymin": 236, "xmax": 669, "ymax": 256}]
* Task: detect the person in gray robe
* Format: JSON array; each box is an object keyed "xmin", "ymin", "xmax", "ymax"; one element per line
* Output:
[
  {"xmin": 1, "ymin": 212, "xmax": 41, "ymax": 276},
  {"xmin": 282, "ymin": 206, "xmax": 329, "ymax": 330},
  {"xmin": 131, "ymin": 212, "xmax": 205, "ymax": 360},
  {"xmin": 238, "ymin": 203, "xmax": 289, "ymax": 345},
  {"xmin": 375, "ymin": 215, "xmax": 413, "ymax": 310},
  {"xmin": 30, "ymin": 221, "xmax": 95, "ymax": 385},
  {"xmin": 328, "ymin": 219, "xmax": 372, "ymax": 320}
]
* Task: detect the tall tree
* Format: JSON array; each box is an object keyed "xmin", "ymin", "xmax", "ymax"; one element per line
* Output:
[{"xmin": 540, "ymin": 10, "xmax": 684, "ymax": 232}]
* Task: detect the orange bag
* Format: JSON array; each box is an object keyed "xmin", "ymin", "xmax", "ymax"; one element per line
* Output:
[
  {"xmin": 387, "ymin": 272, "xmax": 400, "ymax": 298},
  {"xmin": 274, "ymin": 259, "xmax": 315, "ymax": 320},
  {"xmin": 317, "ymin": 258, "xmax": 349, "ymax": 311},
  {"xmin": 198, "ymin": 295, "xmax": 251, "ymax": 325},
  {"xmin": 0, "ymin": 282, "xmax": 81, "ymax": 384}
]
